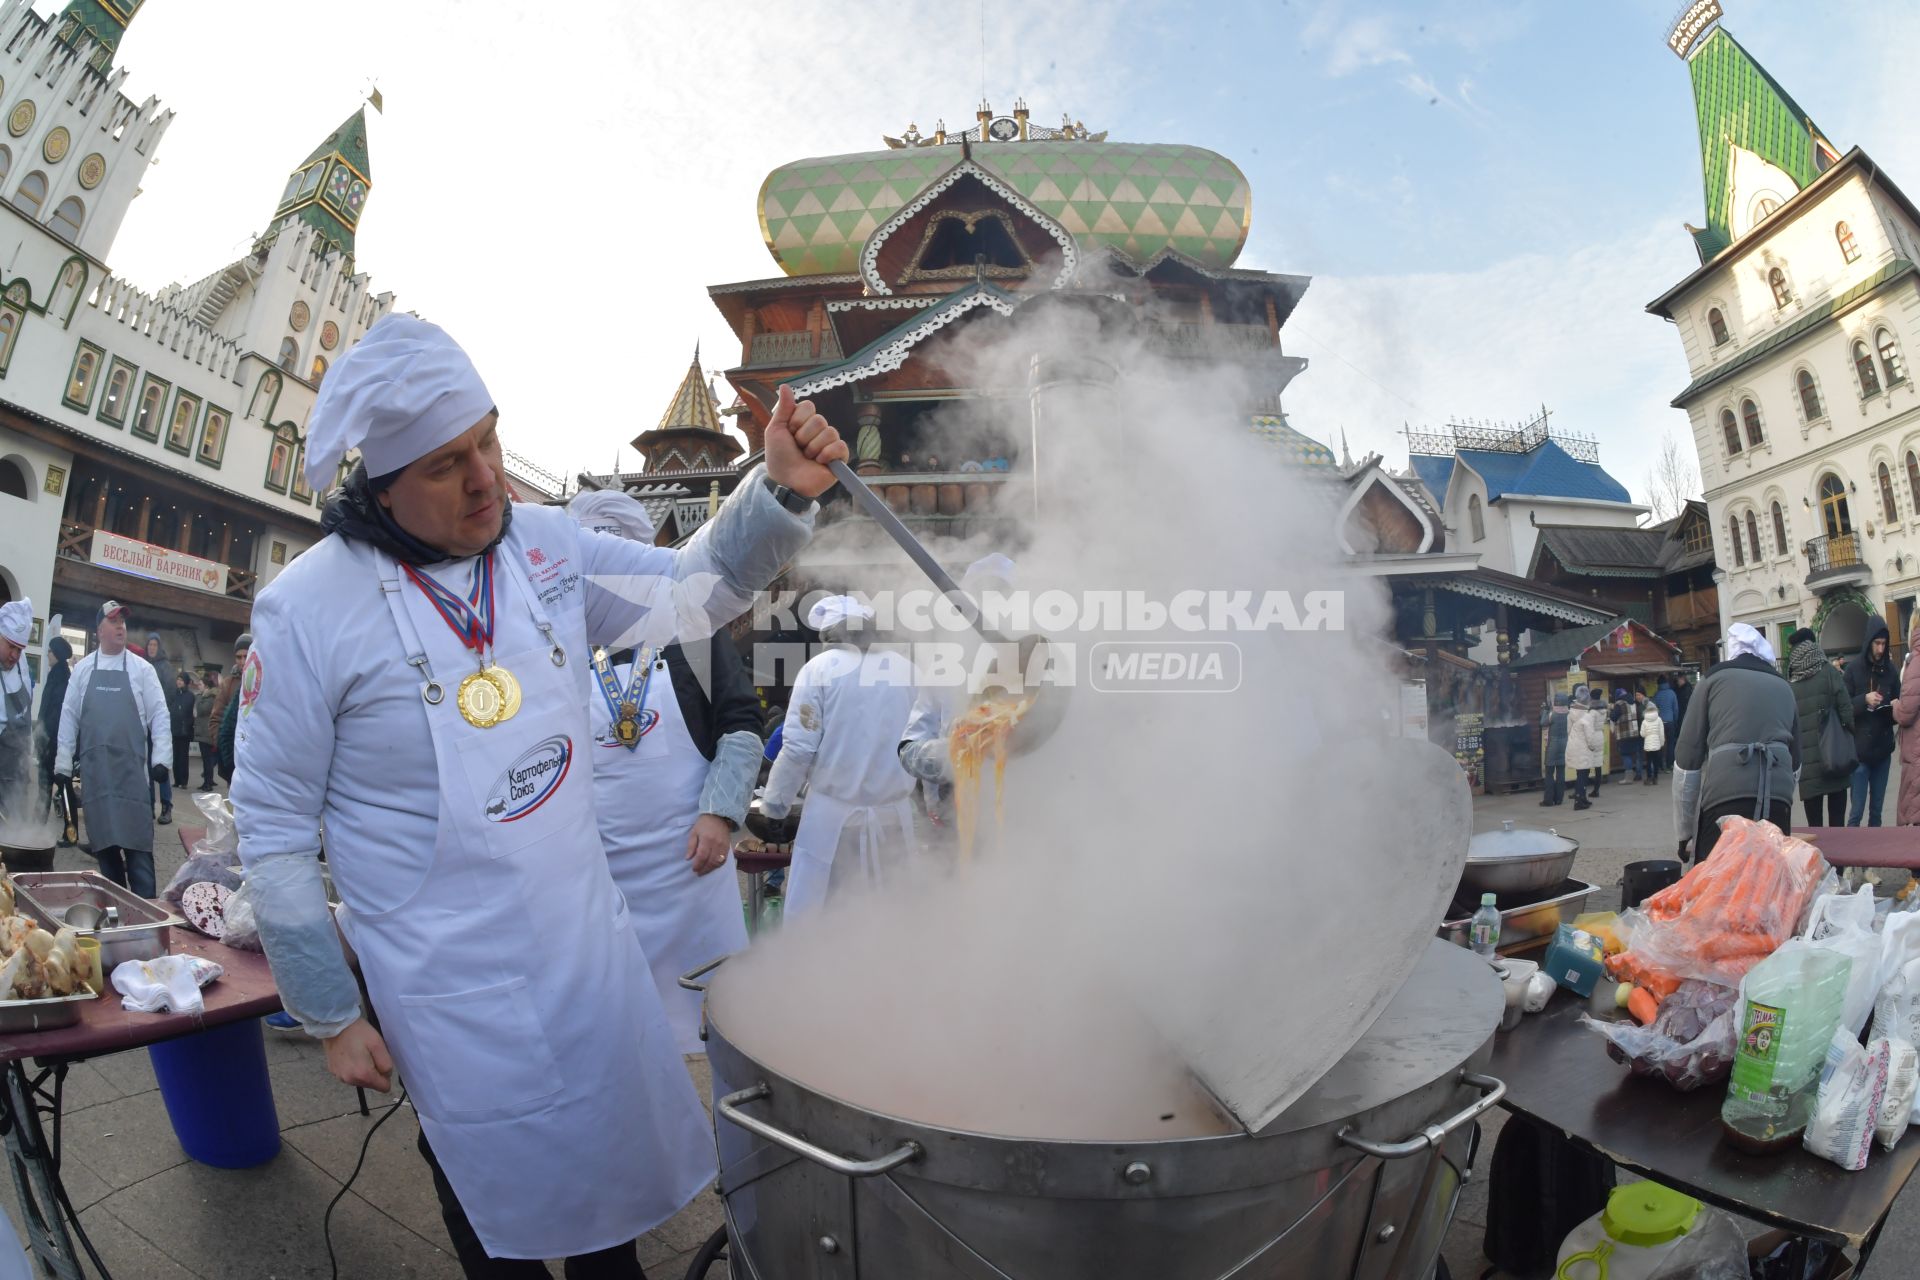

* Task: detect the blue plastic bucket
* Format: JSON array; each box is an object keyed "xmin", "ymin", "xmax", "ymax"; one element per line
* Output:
[{"xmin": 147, "ymin": 1017, "xmax": 282, "ymax": 1168}]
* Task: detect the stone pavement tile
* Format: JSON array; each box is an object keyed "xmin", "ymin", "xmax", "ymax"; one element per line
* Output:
[
  {"xmin": 653, "ymin": 1188, "xmax": 727, "ymax": 1255},
  {"xmin": 45, "ymin": 1060, "xmax": 129, "ymax": 1114},
  {"xmin": 57, "ymin": 1089, "xmax": 191, "ymax": 1191},
  {"xmin": 88, "ymin": 1044, "xmax": 158, "ymax": 1098},
  {"xmin": 281, "ymin": 1104, "xmax": 447, "ymax": 1247},
  {"xmin": 95, "ymin": 1150, "xmax": 464, "ymax": 1279},
  {"xmin": 69, "ymin": 1202, "xmax": 202, "ymax": 1280},
  {"xmin": 267, "ymin": 1052, "xmax": 377, "ymax": 1130},
  {"xmin": 639, "ymin": 1229, "xmax": 686, "ymax": 1271},
  {"xmin": 260, "ymin": 1022, "xmax": 319, "ymax": 1066}
]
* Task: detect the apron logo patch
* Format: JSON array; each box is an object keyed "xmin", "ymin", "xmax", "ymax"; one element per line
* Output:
[
  {"xmin": 485, "ymin": 734, "xmax": 572, "ymax": 822},
  {"xmin": 238, "ymin": 652, "xmax": 264, "ymax": 717}
]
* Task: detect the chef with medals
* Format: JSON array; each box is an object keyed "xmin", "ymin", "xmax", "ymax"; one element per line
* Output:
[
  {"xmin": 568, "ymin": 489, "xmax": 757, "ymax": 1056},
  {"xmin": 230, "ymin": 314, "xmax": 845, "ymax": 1278}
]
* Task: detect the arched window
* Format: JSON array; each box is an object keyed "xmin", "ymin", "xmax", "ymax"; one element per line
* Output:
[
  {"xmin": 1798, "ymin": 368, "xmax": 1824, "ymax": 421},
  {"xmin": 1745, "ymin": 510, "xmax": 1762, "ymax": 563},
  {"xmin": 10, "ymin": 170, "xmax": 45, "ymax": 217},
  {"xmin": 277, "ymin": 337, "xmax": 297, "ymax": 371},
  {"xmin": 1876, "ymin": 327, "xmax": 1905, "ymax": 386},
  {"xmin": 309, "ymin": 355, "xmax": 327, "ymax": 384},
  {"xmin": 265, "ymin": 425, "xmax": 297, "ymax": 493},
  {"xmin": 1855, "ymin": 340, "xmax": 1881, "ymax": 395},
  {"xmin": 1708, "ymin": 307, "xmax": 1730, "ymax": 346},
  {"xmin": 1819, "ymin": 473, "xmax": 1852, "ymax": 538},
  {"xmin": 1721, "ymin": 408, "xmax": 1743, "ymax": 456},
  {"xmin": 1837, "ymin": 221, "xmax": 1861, "ymax": 264},
  {"xmin": 1772, "ymin": 501, "xmax": 1788, "ymax": 556},
  {"xmin": 1729, "ymin": 515, "xmax": 1745, "ymax": 567},
  {"xmin": 0, "ymin": 457, "xmax": 27, "ymax": 500},
  {"xmin": 1756, "ymin": 196, "xmax": 1780, "ymax": 219},
  {"xmin": 1909, "ymin": 451, "xmax": 1920, "ymax": 513},
  {"xmin": 1769, "ymin": 267, "xmax": 1791, "ymax": 309},
  {"xmin": 99, "ymin": 362, "xmax": 130, "ymax": 423},
  {"xmin": 1741, "ymin": 398, "xmax": 1764, "ymax": 447},
  {"xmin": 1468, "ymin": 493, "xmax": 1484, "ymax": 542},
  {"xmin": 48, "ymin": 196, "xmax": 81, "ymax": 241},
  {"xmin": 1880, "ymin": 461, "xmax": 1899, "ymax": 523},
  {"xmin": 0, "ymin": 147, "xmax": 13, "ymax": 183}
]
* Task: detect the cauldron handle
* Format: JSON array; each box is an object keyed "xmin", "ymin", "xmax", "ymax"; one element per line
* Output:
[
  {"xmin": 1335, "ymin": 1071, "xmax": 1506, "ymax": 1160},
  {"xmin": 717, "ymin": 1084, "xmax": 923, "ymax": 1177},
  {"xmin": 678, "ymin": 955, "xmax": 728, "ymax": 993}
]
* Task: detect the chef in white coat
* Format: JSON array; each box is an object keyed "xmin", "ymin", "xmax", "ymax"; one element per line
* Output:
[
  {"xmin": 231, "ymin": 314, "xmax": 844, "ymax": 1278},
  {"xmin": 54, "ymin": 601, "xmax": 172, "ymax": 895},
  {"xmin": 0, "ymin": 599, "xmax": 34, "ymax": 813},
  {"xmin": 567, "ymin": 488, "xmax": 755, "ymax": 1056},
  {"xmin": 897, "ymin": 554, "xmax": 1017, "ymax": 824},
  {"xmin": 761, "ymin": 595, "xmax": 918, "ymax": 916}
]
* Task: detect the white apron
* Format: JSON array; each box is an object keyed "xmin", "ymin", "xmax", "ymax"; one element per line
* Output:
[
  {"xmin": 590, "ymin": 651, "xmax": 748, "ymax": 1054},
  {"xmin": 783, "ymin": 789, "xmax": 916, "ymax": 918},
  {"xmin": 356, "ymin": 550, "xmax": 711, "ymax": 1259}
]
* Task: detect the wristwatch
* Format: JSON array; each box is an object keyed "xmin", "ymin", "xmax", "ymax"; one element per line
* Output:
[{"xmin": 763, "ymin": 476, "xmax": 815, "ymax": 515}]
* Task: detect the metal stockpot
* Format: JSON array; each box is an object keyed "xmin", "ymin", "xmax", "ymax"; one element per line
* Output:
[
  {"xmin": 694, "ymin": 939, "xmax": 1503, "ymax": 1280},
  {"xmin": 1459, "ymin": 821, "xmax": 1579, "ymax": 899}
]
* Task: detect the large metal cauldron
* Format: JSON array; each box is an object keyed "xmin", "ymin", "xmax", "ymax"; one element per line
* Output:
[{"xmin": 700, "ymin": 939, "xmax": 1503, "ymax": 1280}]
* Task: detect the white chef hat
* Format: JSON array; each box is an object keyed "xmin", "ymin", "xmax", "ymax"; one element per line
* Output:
[
  {"xmin": 1725, "ymin": 622, "xmax": 1776, "ymax": 665},
  {"xmin": 0, "ymin": 598, "xmax": 29, "ymax": 646},
  {"xmin": 303, "ymin": 313, "xmax": 495, "ymax": 492},
  {"xmin": 962, "ymin": 553, "xmax": 1016, "ymax": 590},
  {"xmin": 807, "ymin": 595, "xmax": 874, "ymax": 631},
  {"xmin": 567, "ymin": 488, "xmax": 657, "ymax": 543}
]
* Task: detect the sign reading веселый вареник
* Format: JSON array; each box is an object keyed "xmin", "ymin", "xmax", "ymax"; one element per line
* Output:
[{"xmin": 88, "ymin": 530, "xmax": 229, "ymax": 597}]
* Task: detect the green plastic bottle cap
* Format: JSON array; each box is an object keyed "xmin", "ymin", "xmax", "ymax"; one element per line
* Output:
[
  {"xmin": 1602, "ymin": 1182, "xmax": 1700, "ymax": 1247},
  {"xmin": 1481, "ymin": 893, "xmax": 1497, "ymax": 906}
]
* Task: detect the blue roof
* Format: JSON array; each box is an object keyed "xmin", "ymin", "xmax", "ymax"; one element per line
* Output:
[
  {"xmin": 1409, "ymin": 454, "xmax": 1454, "ymax": 505},
  {"xmin": 1410, "ymin": 439, "xmax": 1632, "ymax": 508}
]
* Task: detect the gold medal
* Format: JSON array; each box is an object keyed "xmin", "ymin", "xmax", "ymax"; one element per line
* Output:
[
  {"xmin": 456, "ymin": 670, "xmax": 507, "ymax": 728},
  {"xmin": 614, "ymin": 703, "xmax": 640, "ymax": 746},
  {"xmin": 485, "ymin": 664, "xmax": 522, "ymax": 723}
]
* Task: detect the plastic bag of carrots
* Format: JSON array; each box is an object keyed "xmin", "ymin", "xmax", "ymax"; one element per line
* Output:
[{"xmin": 1611, "ymin": 816, "xmax": 1829, "ymax": 990}]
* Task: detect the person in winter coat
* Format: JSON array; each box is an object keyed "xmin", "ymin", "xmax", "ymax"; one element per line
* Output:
[
  {"xmin": 1844, "ymin": 616, "xmax": 1902, "ymax": 826},
  {"xmin": 1540, "ymin": 692, "xmax": 1570, "ymax": 806},
  {"xmin": 1894, "ymin": 614, "xmax": 1920, "ymax": 826},
  {"xmin": 1613, "ymin": 688, "xmax": 1642, "ymax": 782},
  {"xmin": 35, "ymin": 636, "xmax": 74, "ymax": 839},
  {"xmin": 192, "ymin": 671, "xmax": 217, "ymax": 789},
  {"xmin": 1655, "ymin": 677, "xmax": 1681, "ymax": 773},
  {"xmin": 166, "ymin": 672, "xmax": 197, "ymax": 792},
  {"xmin": 1673, "ymin": 624, "xmax": 1800, "ymax": 863},
  {"xmin": 1566, "ymin": 688, "xmax": 1607, "ymax": 810},
  {"xmin": 1789, "ymin": 628, "xmax": 1854, "ymax": 828},
  {"xmin": 1638, "ymin": 692, "xmax": 1665, "ymax": 783}
]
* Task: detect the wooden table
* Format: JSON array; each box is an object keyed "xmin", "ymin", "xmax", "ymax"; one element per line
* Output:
[
  {"xmin": 0, "ymin": 930, "xmax": 283, "ymax": 1280},
  {"xmin": 1490, "ymin": 991, "xmax": 1920, "ymax": 1274},
  {"xmin": 1800, "ymin": 827, "xmax": 1920, "ymax": 870}
]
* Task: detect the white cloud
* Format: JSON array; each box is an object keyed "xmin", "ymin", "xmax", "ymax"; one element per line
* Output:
[
  {"xmin": 1278, "ymin": 219, "xmax": 1703, "ymax": 506},
  {"xmin": 1322, "ymin": 15, "xmax": 1413, "ymax": 78},
  {"xmin": 91, "ymin": 0, "xmax": 1125, "ymax": 479}
]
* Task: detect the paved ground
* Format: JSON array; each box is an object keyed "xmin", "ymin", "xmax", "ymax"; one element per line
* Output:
[{"xmin": 0, "ymin": 765, "xmax": 1908, "ymax": 1278}]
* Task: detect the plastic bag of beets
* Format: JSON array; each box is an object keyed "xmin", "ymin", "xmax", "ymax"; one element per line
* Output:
[{"xmin": 1580, "ymin": 979, "xmax": 1739, "ymax": 1091}]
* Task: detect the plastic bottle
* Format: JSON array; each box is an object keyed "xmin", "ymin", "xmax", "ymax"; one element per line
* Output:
[
  {"xmin": 1554, "ymin": 1182, "xmax": 1701, "ymax": 1280},
  {"xmin": 1721, "ymin": 943, "xmax": 1853, "ymax": 1153},
  {"xmin": 1469, "ymin": 892, "xmax": 1501, "ymax": 958}
]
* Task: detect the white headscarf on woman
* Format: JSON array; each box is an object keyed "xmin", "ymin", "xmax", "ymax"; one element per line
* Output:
[{"xmin": 1725, "ymin": 622, "xmax": 1776, "ymax": 665}]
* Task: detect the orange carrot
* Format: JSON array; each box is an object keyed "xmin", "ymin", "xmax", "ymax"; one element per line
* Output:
[{"xmin": 1628, "ymin": 987, "xmax": 1660, "ymax": 1025}]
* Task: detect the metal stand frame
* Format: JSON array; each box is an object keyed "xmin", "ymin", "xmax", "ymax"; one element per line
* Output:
[{"xmin": 1, "ymin": 1060, "xmax": 112, "ymax": 1279}]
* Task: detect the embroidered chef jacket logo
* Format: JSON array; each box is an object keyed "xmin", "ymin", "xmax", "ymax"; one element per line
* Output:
[
  {"xmin": 526, "ymin": 547, "xmax": 547, "ymax": 567},
  {"xmin": 485, "ymin": 734, "xmax": 573, "ymax": 822},
  {"xmin": 238, "ymin": 651, "xmax": 264, "ymax": 717}
]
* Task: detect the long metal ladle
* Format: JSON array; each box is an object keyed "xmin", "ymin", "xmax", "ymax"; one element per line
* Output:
[{"xmin": 825, "ymin": 459, "xmax": 1068, "ymax": 754}]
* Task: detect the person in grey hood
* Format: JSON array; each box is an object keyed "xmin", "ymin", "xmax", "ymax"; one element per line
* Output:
[
  {"xmin": 1673, "ymin": 623, "xmax": 1800, "ymax": 863},
  {"xmin": 1843, "ymin": 614, "xmax": 1901, "ymax": 826},
  {"xmin": 1539, "ymin": 691, "xmax": 1570, "ymax": 806}
]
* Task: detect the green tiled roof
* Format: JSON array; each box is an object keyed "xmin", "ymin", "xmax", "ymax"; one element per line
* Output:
[
  {"xmin": 1248, "ymin": 415, "xmax": 1335, "ymax": 466},
  {"xmin": 52, "ymin": 0, "xmax": 139, "ymax": 69},
  {"xmin": 1669, "ymin": 259, "xmax": 1914, "ymax": 406},
  {"xmin": 274, "ymin": 108, "xmax": 372, "ymax": 255},
  {"xmin": 1687, "ymin": 27, "xmax": 1830, "ymax": 262},
  {"xmin": 759, "ymin": 141, "xmax": 1252, "ymax": 276}
]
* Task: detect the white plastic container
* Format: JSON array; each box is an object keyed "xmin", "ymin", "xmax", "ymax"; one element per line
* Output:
[
  {"xmin": 1554, "ymin": 1183, "xmax": 1701, "ymax": 1280},
  {"xmin": 1494, "ymin": 957, "xmax": 1539, "ymax": 1031}
]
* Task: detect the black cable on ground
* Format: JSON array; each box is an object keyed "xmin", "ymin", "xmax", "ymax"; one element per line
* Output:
[
  {"xmin": 326, "ymin": 1085, "xmax": 409, "ymax": 1280},
  {"xmin": 682, "ymin": 1224, "xmax": 729, "ymax": 1280}
]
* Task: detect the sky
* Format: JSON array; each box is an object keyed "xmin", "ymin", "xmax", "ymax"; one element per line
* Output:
[{"xmin": 88, "ymin": 0, "xmax": 1920, "ymax": 502}]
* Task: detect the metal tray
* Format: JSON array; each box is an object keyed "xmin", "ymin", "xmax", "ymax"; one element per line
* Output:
[
  {"xmin": 1439, "ymin": 878, "xmax": 1600, "ymax": 952},
  {"xmin": 10, "ymin": 872, "xmax": 183, "ymax": 970},
  {"xmin": 0, "ymin": 990, "xmax": 96, "ymax": 1033}
]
